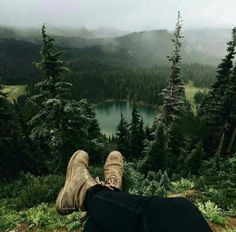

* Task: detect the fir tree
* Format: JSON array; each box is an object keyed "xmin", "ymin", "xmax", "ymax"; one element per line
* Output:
[
  {"xmin": 116, "ymin": 113, "xmax": 130, "ymax": 157},
  {"xmin": 141, "ymin": 122, "xmax": 169, "ymax": 172},
  {"xmin": 160, "ymin": 171, "xmax": 171, "ymax": 191},
  {"xmin": 28, "ymin": 25, "xmax": 90, "ymax": 173},
  {"xmin": 142, "ymin": 12, "xmax": 186, "ymax": 174},
  {"xmin": 226, "ymin": 63, "xmax": 236, "ymax": 153},
  {"xmin": 159, "ymin": 11, "xmax": 186, "ymax": 124},
  {"xmin": 0, "ymin": 81, "xmax": 26, "ymax": 178},
  {"xmin": 130, "ymin": 102, "xmax": 144, "ymax": 158},
  {"xmin": 144, "ymin": 125, "xmax": 152, "ymax": 141},
  {"xmin": 184, "ymin": 142, "xmax": 206, "ymax": 175},
  {"xmin": 82, "ymin": 99, "xmax": 104, "ymax": 164},
  {"xmin": 199, "ymin": 28, "xmax": 236, "ymax": 157}
]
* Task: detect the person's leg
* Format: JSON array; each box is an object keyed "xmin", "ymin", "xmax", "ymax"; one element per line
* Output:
[
  {"xmin": 142, "ymin": 196, "xmax": 212, "ymax": 232},
  {"xmin": 84, "ymin": 185, "xmax": 145, "ymax": 232},
  {"xmin": 83, "ymin": 217, "xmax": 102, "ymax": 232},
  {"xmin": 84, "ymin": 186, "xmax": 212, "ymax": 232}
]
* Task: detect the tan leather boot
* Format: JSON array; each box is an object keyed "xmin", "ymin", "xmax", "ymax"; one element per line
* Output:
[
  {"xmin": 104, "ymin": 151, "xmax": 124, "ymax": 190},
  {"xmin": 56, "ymin": 150, "xmax": 97, "ymax": 215}
]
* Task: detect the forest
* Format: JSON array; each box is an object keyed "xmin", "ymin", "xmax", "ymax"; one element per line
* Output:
[{"xmin": 0, "ymin": 12, "xmax": 236, "ymax": 232}]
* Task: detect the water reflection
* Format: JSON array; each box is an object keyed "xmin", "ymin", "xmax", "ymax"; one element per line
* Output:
[{"xmin": 95, "ymin": 100, "xmax": 156, "ymax": 137}]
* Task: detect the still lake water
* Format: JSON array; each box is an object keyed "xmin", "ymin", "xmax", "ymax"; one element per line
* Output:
[{"xmin": 95, "ymin": 100, "xmax": 156, "ymax": 136}]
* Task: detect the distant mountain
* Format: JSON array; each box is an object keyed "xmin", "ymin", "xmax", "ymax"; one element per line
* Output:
[
  {"xmin": 0, "ymin": 25, "xmax": 128, "ymax": 40},
  {"xmin": 53, "ymin": 29, "xmax": 221, "ymax": 65},
  {"xmin": 1, "ymin": 26, "xmax": 233, "ymax": 84},
  {"xmin": 0, "ymin": 25, "xmax": 231, "ymax": 65},
  {"xmin": 184, "ymin": 28, "xmax": 231, "ymax": 58}
]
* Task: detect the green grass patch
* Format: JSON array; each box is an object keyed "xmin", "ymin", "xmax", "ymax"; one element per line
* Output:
[
  {"xmin": 2, "ymin": 85, "xmax": 26, "ymax": 101},
  {"xmin": 185, "ymin": 81, "xmax": 209, "ymax": 103},
  {"xmin": 0, "ymin": 201, "xmax": 82, "ymax": 231},
  {"xmin": 185, "ymin": 81, "xmax": 209, "ymax": 113}
]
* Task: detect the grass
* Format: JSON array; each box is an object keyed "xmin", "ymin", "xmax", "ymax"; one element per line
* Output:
[
  {"xmin": 185, "ymin": 81, "xmax": 209, "ymax": 113},
  {"xmin": 2, "ymin": 85, "xmax": 26, "ymax": 101},
  {"xmin": 0, "ymin": 201, "xmax": 82, "ymax": 232},
  {"xmin": 185, "ymin": 81, "xmax": 209, "ymax": 103},
  {"xmin": 0, "ymin": 172, "xmax": 235, "ymax": 231}
]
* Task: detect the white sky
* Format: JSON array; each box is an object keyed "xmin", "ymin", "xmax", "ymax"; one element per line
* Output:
[{"xmin": 0, "ymin": 0, "xmax": 235, "ymax": 31}]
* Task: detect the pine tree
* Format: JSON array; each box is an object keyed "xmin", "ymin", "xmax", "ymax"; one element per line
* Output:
[
  {"xmin": 0, "ymin": 81, "xmax": 26, "ymax": 178},
  {"xmin": 142, "ymin": 12, "xmax": 186, "ymax": 174},
  {"xmin": 226, "ymin": 63, "xmax": 236, "ymax": 153},
  {"xmin": 144, "ymin": 125, "xmax": 152, "ymax": 141},
  {"xmin": 82, "ymin": 99, "xmax": 104, "ymax": 164},
  {"xmin": 159, "ymin": 11, "xmax": 186, "ymax": 124},
  {"xmin": 141, "ymin": 122, "xmax": 169, "ymax": 172},
  {"xmin": 130, "ymin": 102, "xmax": 144, "ymax": 158},
  {"xmin": 160, "ymin": 171, "xmax": 171, "ymax": 191},
  {"xmin": 28, "ymin": 25, "xmax": 90, "ymax": 173},
  {"xmin": 184, "ymin": 142, "xmax": 206, "ymax": 175},
  {"xmin": 116, "ymin": 113, "xmax": 130, "ymax": 157},
  {"xmin": 199, "ymin": 28, "xmax": 236, "ymax": 156}
]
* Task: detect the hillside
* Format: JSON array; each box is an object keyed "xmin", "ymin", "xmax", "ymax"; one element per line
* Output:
[
  {"xmin": 0, "ymin": 26, "xmax": 220, "ymax": 88},
  {"xmin": 0, "ymin": 26, "xmax": 224, "ymax": 67}
]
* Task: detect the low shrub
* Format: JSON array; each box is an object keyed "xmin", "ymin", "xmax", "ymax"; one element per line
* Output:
[
  {"xmin": 223, "ymin": 229, "xmax": 236, "ymax": 232},
  {"xmin": 0, "ymin": 201, "xmax": 81, "ymax": 231},
  {"xmin": 197, "ymin": 201, "xmax": 226, "ymax": 226},
  {"xmin": 125, "ymin": 163, "xmax": 170, "ymax": 197},
  {"xmin": 171, "ymin": 178, "xmax": 195, "ymax": 193},
  {"xmin": 0, "ymin": 173, "xmax": 64, "ymax": 210},
  {"xmin": 21, "ymin": 203, "xmax": 81, "ymax": 231}
]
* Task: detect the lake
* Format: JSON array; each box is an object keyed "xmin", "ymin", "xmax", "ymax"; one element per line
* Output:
[{"xmin": 95, "ymin": 100, "xmax": 156, "ymax": 137}]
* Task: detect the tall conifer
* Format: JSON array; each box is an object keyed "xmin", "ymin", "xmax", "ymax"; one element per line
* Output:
[
  {"xmin": 160, "ymin": 11, "xmax": 186, "ymax": 124},
  {"xmin": 130, "ymin": 102, "xmax": 144, "ymax": 158},
  {"xmin": 29, "ymin": 25, "xmax": 90, "ymax": 173},
  {"xmin": 199, "ymin": 28, "xmax": 236, "ymax": 156},
  {"xmin": 116, "ymin": 113, "xmax": 130, "ymax": 157}
]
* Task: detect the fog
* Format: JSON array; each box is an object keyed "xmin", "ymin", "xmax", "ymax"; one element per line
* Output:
[{"xmin": 0, "ymin": 0, "xmax": 235, "ymax": 31}]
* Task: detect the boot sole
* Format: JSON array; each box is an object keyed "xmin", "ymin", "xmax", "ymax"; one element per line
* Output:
[{"xmin": 56, "ymin": 150, "xmax": 85, "ymax": 215}]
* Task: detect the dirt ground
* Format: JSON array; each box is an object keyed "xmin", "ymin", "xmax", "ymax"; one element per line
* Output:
[{"xmin": 208, "ymin": 217, "xmax": 236, "ymax": 232}]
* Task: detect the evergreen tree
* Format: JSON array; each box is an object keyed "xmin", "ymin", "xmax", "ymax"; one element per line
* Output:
[
  {"xmin": 82, "ymin": 99, "xmax": 104, "ymax": 164},
  {"xmin": 160, "ymin": 171, "xmax": 171, "ymax": 191},
  {"xmin": 85, "ymin": 100, "xmax": 102, "ymax": 140},
  {"xmin": 226, "ymin": 63, "xmax": 236, "ymax": 153},
  {"xmin": 141, "ymin": 122, "xmax": 169, "ymax": 172},
  {"xmin": 142, "ymin": 12, "xmax": 187, "ymax": 175},
  {"xmin": 199, "ymin": 28, "xmax": 236, "ymax": 157},
  {"xmin": 28, "ymin": 25, "xmax": 90, "ymax": 173},
  {"xmin": 130, "ymin": 102, "xmax": 144, "ymax": 159},
  {"xmin": 159, "ymin": 11, "xmax": 186, "ymax": 124},
  {"xmin": 184, "ymin": 142, "xmax": 206, "ymax": 175},
  {"xmin": 144, "ymin": 124, "xmax": 152, "ymax": 141},
  {"xmin": 0, "ymin": 81, "xmax": 26, "ymax": 178},
  {"xmin": 116, "ymin": 113, "xmax": 130, "ymax": 157}
]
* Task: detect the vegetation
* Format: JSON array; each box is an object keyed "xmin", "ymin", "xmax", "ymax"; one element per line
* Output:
[
  {"xmin": 0, "ymin": 14, "xmax": 235, "ymax": 232},
  {"xmin": 2, "ymin": 85, "xmax": 26, "ymax": 101}
]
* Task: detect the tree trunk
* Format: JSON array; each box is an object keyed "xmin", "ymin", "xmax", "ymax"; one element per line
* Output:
[
  {"xmin": 227, "ymin": 127, "xmax": 236, "ymax": 153},
  {"xmin": 215, "ymin": 122, "xmax": 227, "ymax": 159}
]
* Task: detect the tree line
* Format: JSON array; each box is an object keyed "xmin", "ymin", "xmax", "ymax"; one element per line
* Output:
[
  {"xmin": 0, "ymin": 16, "xmax": 235, "ymax": 180},
  {"xmin": 0, "ymin": 35, "xmax": 216, "ymax": 105}
]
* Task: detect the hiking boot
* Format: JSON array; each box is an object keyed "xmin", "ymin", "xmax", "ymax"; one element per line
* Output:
[
  {"xmin": 56, "ymin": 150, "xmax": 97, "ymax": 215},
  {"xmin": 104, "ymin": 151, "xmax": 124, "ymax": 190}
]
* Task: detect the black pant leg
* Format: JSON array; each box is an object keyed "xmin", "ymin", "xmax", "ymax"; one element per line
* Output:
[
  {"xmin": 84, "ymin": 186, "xmax": 212, "ymax": 232},
  {"xmin": 141, "ymin": 197, "xmax": 212, "ymax": 232},
  {"xmin": 84, "ymin": 186, "xmax": 146, "ymax": 232},
  {"xmin": 83, "ymin": 216, "xmax": 102, "ymax": 232}
]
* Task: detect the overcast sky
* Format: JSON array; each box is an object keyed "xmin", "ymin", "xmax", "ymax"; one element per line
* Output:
[{"xmin": 0, "ymin": 0, "xmax": 235, "ymax": 31}]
